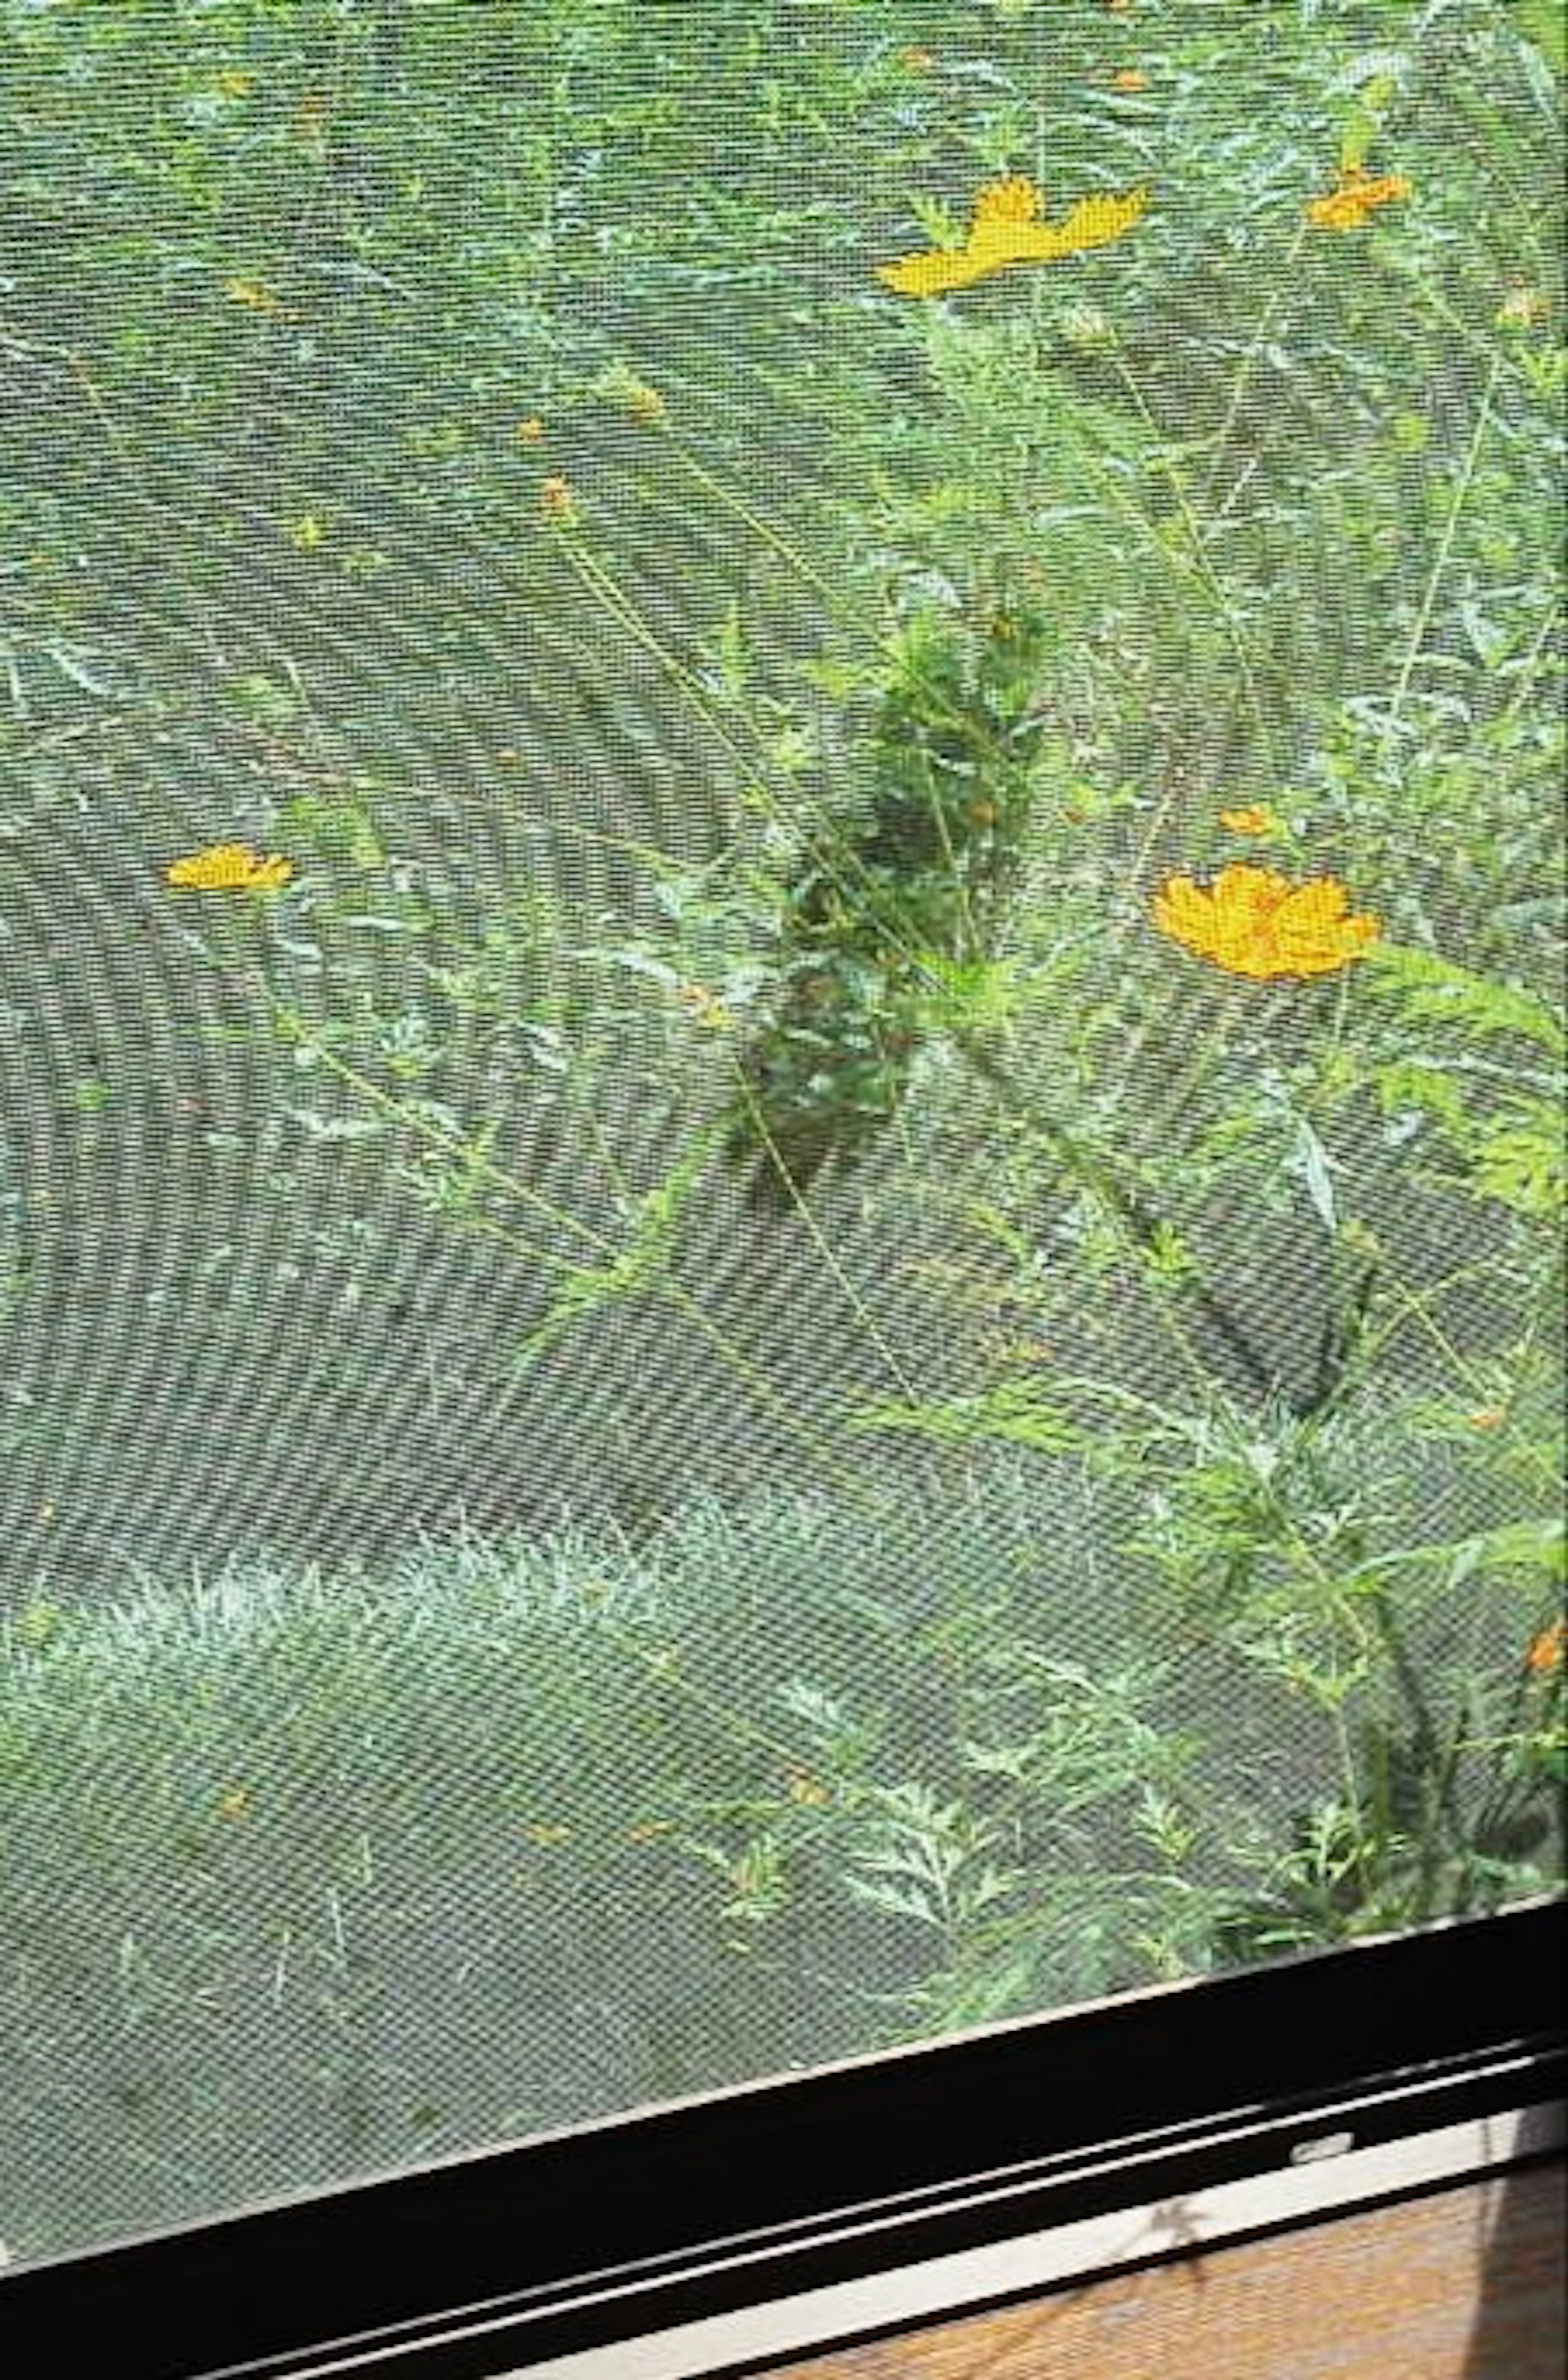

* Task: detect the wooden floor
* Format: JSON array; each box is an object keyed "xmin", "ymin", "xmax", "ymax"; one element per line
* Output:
[{"xmin": 767, "ymin": 2162, "xmax": 1565, "ymax": 2380}]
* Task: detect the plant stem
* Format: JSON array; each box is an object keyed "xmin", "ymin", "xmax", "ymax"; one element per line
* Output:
[
  {"xmin": 955, "ymin": 1033, "xmax": 1283, "ymax": 1402},
  {"xmin": 1385, "ymin": 352, "xmax": 1503, "ymax": 738}
]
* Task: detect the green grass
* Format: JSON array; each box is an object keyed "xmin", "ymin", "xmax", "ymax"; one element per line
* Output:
[{"xmin": 1, "ymin": 1433, "xmax": 1560, "ymax": 2263}]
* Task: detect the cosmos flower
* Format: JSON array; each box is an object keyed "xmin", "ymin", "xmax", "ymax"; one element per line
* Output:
[
  {"xmin": 877, "ymin": 173, "xmax": 1148, "ymax": 297},
  {"xmin": 1526, "ymin": 1619, "xmax": 1565, "ymax": 1676},
  {"xmin": 623, "ymin": 381, "xmax": 667, "ymax": 427},
  {"xmin": 1305, "ymin": 167, "xmax": 1412, "ymax": 231},
  {"xmin": 539, "ymin": 474, "xmax": 580, "ymax": 525},
  {"xmin": 1152, "ymin": 863, "xmax": 1381, "ymax": 980},
  {"xmin": 165, "ymin": 842, "xmax": 293, "ymax": 891},
  {"xmin": 223, "ymin": 277, "xmax": 294, "ymax": 318},
  {"xmin": 676, "ymin": 981, "xmax": 732, "ymax": 1029},
  {"xmin": 1218, "ymin": 804, "xmax": 1278, "ymax": 836}
]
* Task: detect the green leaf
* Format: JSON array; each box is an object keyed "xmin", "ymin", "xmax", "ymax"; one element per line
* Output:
[
  {"xmin": 1512, "ymin": 0, "xmax": 1566, "ymax": 76},
  {"xmin": 1472, "ymin": 1103, "xmax": 1566, "ymax": 1216},
  {"xmin": 1352, "ymin": 1513, "xmax": 1565, "ymax": 1590},
  {"xmin": 846, "ymin": 1379, "xmax": 1083, "ymax": 1453},
  {"xmin": 1288, "ymin": 1116, "xmax": 1339, "ymax": 1235},
  {"xmin": 1363, "ymin": 945, "xmax": 1566, "ymax": 1056}
]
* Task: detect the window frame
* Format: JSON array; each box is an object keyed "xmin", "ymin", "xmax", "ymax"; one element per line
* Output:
[{"xmin": 1, "ymin": 1894, "xmax": 1561, "ymax": 2379}]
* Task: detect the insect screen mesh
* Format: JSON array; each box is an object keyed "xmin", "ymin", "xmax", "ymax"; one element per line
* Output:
[{"xmin": 0, "ymin": 0, "xmax": 1562, "ymax": 2272}]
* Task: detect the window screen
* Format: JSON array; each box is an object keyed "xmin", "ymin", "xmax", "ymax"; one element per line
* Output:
[{"xmin": 0, "ymin": 0, "xmax": 1561, "ymax": 2276}]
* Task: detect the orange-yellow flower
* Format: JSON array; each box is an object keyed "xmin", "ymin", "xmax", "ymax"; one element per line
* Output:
[
  {"xmin": 1219, "ymin": 804, "xmax": 1277, "ymax": 837},
  {"xmin": 539, "ymin": 474, "xmax": 579, "ymax": 526},
  {"xmin": 165, "ymin": 842, "xmax": 293, "ymax": 892},
  {"xmin": 1306, "ymin": 167, "xmax": 1412, "ymax": 231},
  {"xmin": 516, "ymin": 416, "xmax": 546, "ymax": 442},
  {"xmin": 898, "ymin": 45, "xmax": 936, "ymax": 73},
  {"xmin": 1526, "ymin": 1619, "xmax": 1565, "ymax": 1675},
  {"xmin": 224, "ymin": 276, "xmax": 294, "ymax": 319},
  {"xmin": 626, "ymin": 382, "xmax": 667, "ymax": 427},
  {"xmin": 676, "ymin": 981, "xmax": 732, "ymax": 1029},
  {"xmin": 878, "ymin": 173, "xmax": 1148, "ymax": 297},
  {"xmin": 1110, "ymin": 69, "xmax": 1149, "ymax": 91},
  {"xmin": 1152, "ymin": 864, "xmax": 1381, "ymax": 981}
]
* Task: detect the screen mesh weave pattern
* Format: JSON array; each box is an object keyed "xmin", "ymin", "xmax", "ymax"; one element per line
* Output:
[{"xmin": 0, "ymin": 0, "xmax": 1561, "ymax": 2273}]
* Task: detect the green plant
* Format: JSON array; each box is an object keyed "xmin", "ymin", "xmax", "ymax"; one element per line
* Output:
[{"xmin": 723, "ymin": 577, "xmax": 1054, "ymax": 1203}]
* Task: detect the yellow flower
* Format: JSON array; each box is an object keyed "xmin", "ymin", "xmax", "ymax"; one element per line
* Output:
[
  {"xmin": 1152, "ymin": 864, "xmax": 1380, "ymax": 981},
  {"xmin": 1218, "ymin": 803, "xmax": 1277, "ymax": 837},
  {"xmin": 540, "ymin": 474, "xmax": 579, "ymax": 526},
  {"xmin": 1110, "ymin": 69, "xmax": 1149, "ymax": 91},
  {"xmin": 1306, "ymin": 168, "xmax": 1412, "ymax": 231},
  {"xmin": 677, "ymin": 981, "xmax": 732, "ymax": 1029},
  {"xmin": 165, "ymin": 842, "xmax": 294, "ymax": 892},
  {"xmin": 521, "ymin": 1823, "xmax": 572, "ymax": 1846},
  {"xmin": 218, "ymin": 1786, "xmax": 251, "ymax": 1821},
  {"xmin": 592, "ymin": 363, "xmax": 667, "ymax": 425},
  {"xmin": 516, "ymin": 416, "xmax": 546, "ymax": 442},
  {"xmin": 877, "ymin": 247, "xmax": 990, "ymax": 300},
  {"xmin": 288, "ymin": 513, "xmax": 326, "ymax": 552},
  {"xmin": 899, "ymin": 45, "xmax": 936, "ymax": 73},
  {"xmin": 212, "ymin": 69, "xmax": 257, "ymax": 99},
  {"xmin": 1526, "ymin": 1619, "xmax": 1565, "ymax": 1676},
  {"xmin": 971, "ymin": 174, "xmax": 1040, "ymax": 228},
  {"xmin": 878, "ymin": 174, "xmax": 1148, "ymax": 297},
  {"xmin": 224, "ymin": 276, "xmax": 294, "ymax": 319},
  {"xmin": 627, "ymin": 382, "xmax": 667, "ymax": 427}
]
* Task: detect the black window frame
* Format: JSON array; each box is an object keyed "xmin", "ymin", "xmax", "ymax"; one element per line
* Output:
[{"xmin": 1, "ymin": 1893, "xmax": 1561, "ymax": 2378}]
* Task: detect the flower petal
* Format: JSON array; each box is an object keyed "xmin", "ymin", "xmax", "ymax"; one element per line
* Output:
[
  {"xmin": 969, "ymin": 174, "xmax": 1044, "ymax": 230},
  {"xmin": 876, "ymin": 245, "xmax": 994, "ymax": 295}
]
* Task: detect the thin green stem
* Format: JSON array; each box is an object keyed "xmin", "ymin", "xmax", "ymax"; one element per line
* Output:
[
  {"xmin": 261, "ymin": 997, "xmax": 616, "ymax": 1257},
  {"xmin": 654, "ymin": 432, "xmax": 858, "ymax": 626},
  {"xmin": 724, "ymin": 1062, "xmax": 925, "ymax": 1404},
  {"xmin": 257, "ymin": 984, "xmax": 903, "ymax": 1498},
  {"xmin": 955, "ymin": 1033, "xmax": 1282, "ymax": 1404},
  {"xmin": 1105, "ymin": 350, "xmax": 1279, "ymax": 784},
  {"xmin": 1198, "ymin": 218, "xmax": 1312, "ymax": 515},
  {"xmin": 548, "ymin": 526, "xmax": 999, "ymax": 996},
  {"xmin": 1385, "ymin": 352, "xmax": 1503, "ymax": 737}
]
